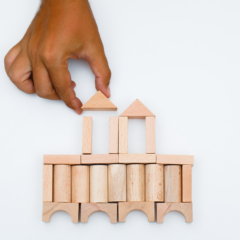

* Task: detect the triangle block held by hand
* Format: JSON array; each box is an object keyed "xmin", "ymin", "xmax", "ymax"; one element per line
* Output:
[
  {"xmin": 81, "ymin": 91, "xmax": 117, "ymax": 111},
  {"xmin": 120, "ymin": 99, "xmax": 155, "ymax": 119}
]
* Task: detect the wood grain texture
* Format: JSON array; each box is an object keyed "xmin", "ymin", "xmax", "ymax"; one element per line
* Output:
[
  {"xmin": 108, "ymin": 164, "xmax": 126, "ymax": 202},
  {"xmin": 109, "ymin": 117, "xmax": 119, "ymax": 153},
  {"xmin": 53, "ymin": 165, "xmax": 72, "ymax": 203},
  {"xmin": 118, "ymin": 202, "xmax": 155, "ymax": 222},
  {"xmin": 145, "ymin": 164, "xmax": 164, "ymax": 202},
  {"xmin": 43, "ymin": 165, "xmax": 53, "ymax": 202},
  {"xmin": 119, "ymin": 117, "xmax": 128, "ymax": 153},
  {"xmin": 127, "ymin": 164, "xmax": 145, "ymax": 202},
  {"xmin": 146, "ymin": 117, "xmax": 155, "ymax": 153},
  {"xmin": 182, "ymin": 165, "xmax": 192, "ymax": 202},
  {"xmin": 44, "ymin": 155, "xmax": 81, "ymax": 165},
  {"xmin": 157, "ymin": 154, "xmax": 194, "ymax": 165},
  {"xmin": 156, "ymin": 203, "xmax": 193, "ymax": 223},
  {"xmin": 82, "ymin": 116, "xmax": 92, "ymax": 154},
  {"xmin": 120, "ymin": 99, "xmax": 155, "ymax": 119},
  {"xmin": 90, "ymin": 165, "xmax": 108, "ymax": 203},
  {"xmin": 42, "ymin": 202, "xmax": 79, "ymax": 223},
  {"xmin": 81, "ymin": 91, "xmax": 117, "ymax": 111},
  {"xmin": 72, "ymin": 165, "xmax": 90, "ymax": 203},
  {"xmin": 81, "ymin": 203, "xmax": 117, "ymax": 223},
  {"xmin": 119, "ymin": 154, "xmax": 156, "ymax": 164},
  {"xmin": 164, "ymin": 165, "xmax": 182, "ymax": 203},
  {"xmin": 81, "ymin": 154, "xmax": 118, "ymax": 164}
]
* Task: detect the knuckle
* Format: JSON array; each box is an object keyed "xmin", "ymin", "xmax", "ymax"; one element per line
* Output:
[
  {"xmin": 8, "ymin": 69, "xmax": 21, "ymax": 84},
  {"xmin": 4, "ymin": 53, "xmax": 11, "ymax": 68},
  {"xmin": 41, "ymin": 48, "xmax": 59, "ymax": 66}
]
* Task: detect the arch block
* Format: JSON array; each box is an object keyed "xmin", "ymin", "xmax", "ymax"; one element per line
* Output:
[
  {"xmin": 157, "ymin": 203, "xmax": 193, "ymax": 223},
  {"xmin": 42, "ymin": 202, "xmax": 79, "ymax": 223},
  {"xmin": 81, "ymin": 203, "xmax": 117, "ymax": 223},
  {"xmin": 118, "ymin": 202, "xmax": 155, "ymax": 222}
]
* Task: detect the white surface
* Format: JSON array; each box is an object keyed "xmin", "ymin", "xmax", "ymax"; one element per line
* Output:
[{"xmin": 0, "ymin": 0, "xmax": 240, "ymax": 239}]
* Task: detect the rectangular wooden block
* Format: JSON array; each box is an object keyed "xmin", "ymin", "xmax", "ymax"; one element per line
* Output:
[
  {"xmin": 43, "ymin": 165, "xmax": 53, "ymax": 202},
  {"xmin": 146, "ymin": 117, "xmax": 155, "ymax": 154},
  {"xmin": 182, "ymin": 165, "xmax": 192, "ymax": 202},
  {"xmin": 119, "ymin": 154, "xmax": 156, "ymax": 164},
  {"xmin": 109, "ymin": 116, "xmax": 119, "ymax": 154},
  {"xmin": 44, "ymin": 155, "xmax": 81, "ymax": 165},
  {"xmin": 157, "ymin": 154, "xmax": 194, "ymax": 165},
  {"xmin": 119, "ymin": 117, "xmax": 128, "ymax": 154},
  {"xmin": 82, "ymin": 116, "xmax": 92, "ymax": 154},
  {"xmin": 81, "ymin": 154, "xmax": 118, "ymax": 164}
]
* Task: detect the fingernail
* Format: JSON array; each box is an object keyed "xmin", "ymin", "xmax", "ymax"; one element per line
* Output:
[{"xmin": 107, "ymin": 86, "xmax": 111, "ymax": 97}]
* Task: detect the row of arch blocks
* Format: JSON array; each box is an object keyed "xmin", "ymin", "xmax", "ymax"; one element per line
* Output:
[{"xmin": 42, "ymin": 202, "xmax": 193, "ymax": 223}]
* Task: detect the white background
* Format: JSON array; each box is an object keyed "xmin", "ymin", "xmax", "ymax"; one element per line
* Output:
[{"xmin": 0, "ymin": 0, "xmax": 240, "ymax": 239}]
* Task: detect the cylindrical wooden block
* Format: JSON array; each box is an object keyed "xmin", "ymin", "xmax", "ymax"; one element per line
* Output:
[
  {"xmin": 90, "ymin": 165, "xmax": 108, "ymax": 203},
  {"xmin": 164, "ymin": 165, "xmax": 182, "ymax": 202},
  {"xmin": 127, "ymin": 164, "xmax": 145, "ymax": 202},
  {"xmin": 72, "ymin": 165, "xmax": 90, "ymax": 203},
  {"xmin": 53, "ymin": 165, "xmax": 71, "ymax": 203},
  {"xmin": 108, "ymin": 164, "xmax": 126, "ymax": 202},
  {"xmin": 145, "ymin": 164, "xmax": 164, "ymax": 202}
]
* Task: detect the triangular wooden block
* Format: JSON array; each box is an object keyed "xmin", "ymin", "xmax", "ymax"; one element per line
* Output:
[
  {"xmin": 120, "ymin": 99, "xmax": 155, "ymax": 119},
  {"xmin": 81, "ymin": 91, "xmax": 117, "ymax": 111}
]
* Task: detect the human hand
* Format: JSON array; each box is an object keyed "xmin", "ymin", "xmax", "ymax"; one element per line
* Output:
[{"xmin": 4, "ymin": 0, "xmax": 111, "ymax": 114}]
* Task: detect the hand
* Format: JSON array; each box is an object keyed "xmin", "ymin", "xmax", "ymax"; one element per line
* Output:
[{"xmin": 4, "ymin": 0, "xmax": 111, "ymax": 114}]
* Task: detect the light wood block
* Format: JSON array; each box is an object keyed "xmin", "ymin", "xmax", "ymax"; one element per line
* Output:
[
  {"xmin": 43, "ymin": 165, "xmax": 53, "ymax": 202},
  {"xmin": 72, "ymin": 165, "xmax": 90, "ymax": 203},
  {"xmin": 120, "ymin": 99, "xmax": 155, "ymax": 119},
  {"xmin": 127, "ymin": 164, "xmax": 145, "ymax": 202},
  {"xmin": 42, "ymin": 202, "xmax": 79, "ymax": 223},
  {"xmin": 165, "ymin": 165, "xmax": 182, "ymax": 203},
  {"xmin": 82, "ymin": 116, "xmax": 92, "ymax": 154},
  {"xmin": 44, "ymin": 155, "xmax": 81, "ymax": 165},
  {"xmin": 90, "ymin": 165, "xmax": 108, "ymax": 203},
  {"xmin": 81, "ymin": 91, "xmax": 117, "ymax": 111},
  {"xmin": 156, "ymin": 203, "xmax": 193, "ymax": 223},
  {"xmin": 157, "ymin": 154, "xmax": 194, "ymax": 165},
  {"xmin": 146, "ymin": 117, "xmax": 155, "ymax": 153},
  {"xmin": 108, "ymin": 164, "xmax": 126, "ymax": 202},
  {"xmin": 53, "ymin": 165, "xmax": 71, "ymax": 203},
  {"xmin": 118, "ymin": 202, "xmax": 155, "ymax": 222},
  {"xmin": 81, "ymin": 203, "xmax": 117, "ymax": 223},
  {"xmin": 81, "ymin": 154, "xmax": 118, "ymax": 164},
  {"xmin": 119, "ymin": 117, "xmax": 128, "ymax": 154},
  {"xmin": 145, "ymin": 164, "xmax": 164, "ymax": 202},
  {"xmin": 109, "ymin": 117, "xmax": 119, "ymax": 154},
  {"xmin": 182, "ymin": 165, "xmax": 192, "ymax": 202},
  {"xmin": 119, "ymin": 154, "xmax": 156, "ymax": 164}
]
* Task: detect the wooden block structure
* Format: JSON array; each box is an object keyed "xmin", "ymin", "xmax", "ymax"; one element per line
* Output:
[{"xmin": 42, "ymin": 99, "xmax": 194, "ymax": 223}]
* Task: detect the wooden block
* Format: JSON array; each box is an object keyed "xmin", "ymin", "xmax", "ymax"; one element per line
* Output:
[
  {"xmin": 165, "ymin": 165, "xmax": 182, "ymax": 203},
  {"xmin": 82, "ymin": 116, "xmax": 92, "ymax": 154},
  {"xmin": 157, "ymin": 154, "xmax": 194, "ymax": 165},
  {"xmin": 108, "ymin": 164, "xmax": 126, "ymax": 202},
  {"xmin": 43, "ymin": 165, "xmax": 53, "ymax": 202},
  {"xmin": 145, "ymin": 164, "xmax": 164, "ymax": 202},
  {"xmin": 81, "ymin": 154, "xmax": 118, "ymax": 164},
  {"xmin": 109, "ymin": 117, "xmax": 119, "ymax": 154},
  {"xmin": 182, "ymin": 165, "xmax": 192, "ymax": 202},
  {"xmin": 90, "ymin": 165, "xmax": 108, "ymax": 203},
  {"xmin": 119, "ymin": 154, "xmax": 156, "ymax": 164},
  {"xmin": 127, "ymin": 164, "xmax": 145, "ymax": 202},
  {"xmin": 118, "ymin": 202, "xmax": 155, "ymax": 222},
  {"xmin": 53, "ymin": 165, "xmax": 71, "ymax": 203},
  {"xmin": 81, "ymin": 91, "xmax": 117, "ymax": 111},
  {"xmin": 72, "ymin": 165, "xmax": 90, "ymax": 203},
  {"xmin": 156, "ymin": 203, "xmax": 193, "ymax": 223},
  {"xmin": 146, "ymin": 117, "xmax": 155, "ymax": 153},
  {"xmin": 120, "ymin": 99, "xmax": 155, "ymax": 119},
  {"xmin": 44, "ymin": 155, "xmax": 81, "ymax": 165},
  {"xmin": 42, "ymin": 202, "xmax": 79, "ymax": 223},
  {"xmin": 81, "ymin": 203, "xmax": 117, "ymax": 223},
  {"xmin": 119, "ymin": 117, "xmax": 128, "ymax": 154}
]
